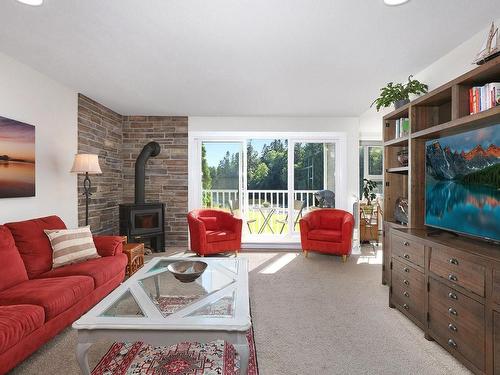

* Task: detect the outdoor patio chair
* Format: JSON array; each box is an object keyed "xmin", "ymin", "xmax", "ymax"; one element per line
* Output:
[
  {"xmin": 228, "ymin": 199, "xmax": 257, "ymax": 234},
  {"xmin": 275, "ymin": 199, "xmax": 307, "ymax": 234}
]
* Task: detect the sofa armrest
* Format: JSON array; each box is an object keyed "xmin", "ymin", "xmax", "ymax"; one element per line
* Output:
[
  {"xmin": 341, "ymin": 213, "xmax": 355, "ymax": 244},
  {"xmin": 187, "ymin": 215, "xmax": 208, "ymax": 251},
  {"xmin": 299, "ymin": 218, "xmax": 310, "ymax": 246},
  {"xmin": 93, "ymin": 236, "xmax": 124, "ymax": 257},
  {"xmin": 233, "ymin": 217, "xmax": 243, "ymax": 242}
]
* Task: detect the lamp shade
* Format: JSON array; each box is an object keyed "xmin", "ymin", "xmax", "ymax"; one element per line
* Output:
[{"xmin": 70, "ymin": 154, "xmax": 102, "ymax": 174}]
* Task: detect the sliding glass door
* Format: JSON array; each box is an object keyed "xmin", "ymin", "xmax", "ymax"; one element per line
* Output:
[
  {"xmin": 192, "ymin": 133, "xmax": 344, "ymax": 244},
  {"xmin": 292, "ymin": 141, "xmax": 336, "ymax": 233},
  {"xmin": 200, "ymin": 141, "xmax": 243, "ymax": 214}
]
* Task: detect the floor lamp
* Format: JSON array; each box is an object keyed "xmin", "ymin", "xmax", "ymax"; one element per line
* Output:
[{"xmin": 71, "ymin": 154, "xmax": 102, "ymax": 226}]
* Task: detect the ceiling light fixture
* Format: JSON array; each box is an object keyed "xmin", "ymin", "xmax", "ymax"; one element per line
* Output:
[
  {"xmin": 16, "ymin": 0, "xmax": 43, "ymax": 6},
  {"xmin": 384, "ymin": 0, "xmax": 410, "ymax": 6}
]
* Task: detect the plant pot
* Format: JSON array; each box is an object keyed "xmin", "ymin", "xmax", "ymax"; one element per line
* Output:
[{"xmin": 394, "ymin": 99, "xmax": 410, "ymax": 109}]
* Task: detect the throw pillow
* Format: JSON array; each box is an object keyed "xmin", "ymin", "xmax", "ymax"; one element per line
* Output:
[
  {"xmin": 199, "ymin": 216, "xmax": 218, "ymax": 230},
  {"xmin": 44, "ymin": 226, "xmax": 100, "ymax": 268}
]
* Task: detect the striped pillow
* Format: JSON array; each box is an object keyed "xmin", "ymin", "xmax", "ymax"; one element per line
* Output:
[{"xmin": 44, "ymin": 226, "xmax": 100, "ymax": 268}]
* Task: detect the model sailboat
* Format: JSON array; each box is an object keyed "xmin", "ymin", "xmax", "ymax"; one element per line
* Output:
[{"xmin": 473, "ymin": 22, "xmax": 499, "ymax": 65}]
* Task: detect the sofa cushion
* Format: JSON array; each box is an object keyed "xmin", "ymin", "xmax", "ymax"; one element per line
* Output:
[
  {"xmin": 5, "ymin": 216, "xmax": 66, "ymax": 279},
  {"xmin": 206, "ymin": 230, "xmax": 237, "ymax": 243},
  {"xmin": 0, "ymin": 276, "xmax": 94, "ymax": 321},
  {"xmin": 44, "ymin": 226, "xmax": 100, "ymax": 268},
  {"xmin": 36, "ymin": 253, "xmax": 127, "ymax": 288},
  {"xmin": 0, "ymin": 304, "xmax": 45, "ymax": 355},
  {"xmin": 0, "ymin": 226, "xmax": 28, "ymax": 292},
  {"xmin": 319, "ymin": 215, "xmax": 342, "ymax": 230},
  {"xmin": 308, "ymin": 229, "xmax": 343, "ymax": 242},
  {"xmin": 198, "ymin": 216, "xmax": 219, "ymax": 231}
]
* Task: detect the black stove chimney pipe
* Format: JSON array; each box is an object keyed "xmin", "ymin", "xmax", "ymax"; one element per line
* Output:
[{"xmin": 135, "ymin": 141, "xmax": 161, "ymax": 204}]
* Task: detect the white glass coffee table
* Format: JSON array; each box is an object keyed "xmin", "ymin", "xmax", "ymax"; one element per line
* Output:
[{"xmin": 73, "ymin": 257, "xmax": 251, "ymax": 374}]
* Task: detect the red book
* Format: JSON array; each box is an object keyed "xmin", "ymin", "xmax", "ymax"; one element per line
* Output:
[{"xmin": 469, "ymin": 88, "xmax": 474, "ymax": 114}]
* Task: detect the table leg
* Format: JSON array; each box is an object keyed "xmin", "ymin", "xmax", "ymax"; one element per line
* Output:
[
  {"xmin": 154, "ymin": 274, "xmax": 160, "ymax": 298},
  {"xmin": 76, "ymin": 342, "xmax": 92, "ymax": 375},
  {"xmin": 233, "ymin": 333, "xmax": 250, "ymax": 375}
]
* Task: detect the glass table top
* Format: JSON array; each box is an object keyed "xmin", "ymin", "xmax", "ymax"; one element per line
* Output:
[{"xmin": 100, "ymin": 258, "xmax": 239, "ymax": 319}]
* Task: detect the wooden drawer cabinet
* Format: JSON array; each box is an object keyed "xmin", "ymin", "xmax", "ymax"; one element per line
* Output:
[
  {"xmin": 494, "ymin": 312, "xmax": 500, "ymax": 374},
  {"xmin": 387, "ymin": 228, "xmax": 500, "ymax": 375},
  {"xmin": 391, "ymin": 233, "xmax": 425, "ymax": 268},
  {"xmin": 492, "ymin": 270, "xmax": 500, "ymax": 306},
  {"xmin": 430, "ymin": 245, "xmax": 485, "ymax": 297},
  {"xmin": 391, "ymin": 258, "xmax": 426, "ymax": 324},
  {"xmin": 428, "ymin": 278, "xmax": 485, "ymax": 371}
]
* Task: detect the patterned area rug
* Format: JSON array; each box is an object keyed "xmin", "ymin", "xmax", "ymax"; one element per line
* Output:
[{"xmin": 92, "ymin": 296, "xmax": 258, "ymax": 375}]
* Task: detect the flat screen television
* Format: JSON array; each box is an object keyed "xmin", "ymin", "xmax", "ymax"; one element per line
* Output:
[{"xmin": 425, "ymin": 123, "xmax": 500, "ymax": 242}]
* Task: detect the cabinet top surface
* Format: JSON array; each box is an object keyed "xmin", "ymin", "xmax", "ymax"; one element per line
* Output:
[{"xmin": 394, "ymin": 228, "xmax": 500, "ymax": 261}]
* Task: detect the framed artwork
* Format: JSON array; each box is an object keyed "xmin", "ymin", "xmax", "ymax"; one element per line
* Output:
[{"xmin": 0, "ymin": 116, "xmax": 35, "ymax": 198}]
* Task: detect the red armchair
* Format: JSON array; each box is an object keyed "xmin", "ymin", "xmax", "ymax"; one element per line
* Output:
[
  {"xmin": 299, "ymin": 209, "xmax": 354, "ymax": 262},
  {"xmin": 187, "ymin": 209, "xmax": 243, "ymax": 256}
]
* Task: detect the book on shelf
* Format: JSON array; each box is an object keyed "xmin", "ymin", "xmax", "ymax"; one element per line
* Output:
[
  {"xmin": 469, "ymin": 83, "xmax": 500, "ymax": 114},
  {"xmin": 395, "ymin": 117, "xmax": 410, "ymax": 138}
]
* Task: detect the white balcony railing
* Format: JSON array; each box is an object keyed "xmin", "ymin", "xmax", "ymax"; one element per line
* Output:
[{"xmin": 201, "ymin": 189, "xmax": 319, "ymax": 234}]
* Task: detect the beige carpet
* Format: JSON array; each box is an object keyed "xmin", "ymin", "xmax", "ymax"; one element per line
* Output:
[{"xmin": 11, "ymin": 246, "xmax": 472, "ymax": 375}]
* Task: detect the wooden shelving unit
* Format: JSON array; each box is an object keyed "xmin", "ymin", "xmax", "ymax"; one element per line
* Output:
[
  {"xmin": 385, "ymin": 166, "xmax": 408, "ymax": 174},
  {"xmin": 381, "ymin": 55, "xmax": 500, "ymax": 285}
]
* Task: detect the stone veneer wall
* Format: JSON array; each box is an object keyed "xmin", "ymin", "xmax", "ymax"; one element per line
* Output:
[
  {"xmin": 77, "ymin": 95, "xmax": 188, "ymax": 246},
  {"xmin": 122, "ymin": 116, "xmax": 189, "ymax": 247},
  {"xmin": 77, "ymin": 94, "xmax": 123, "ymax": 234}
]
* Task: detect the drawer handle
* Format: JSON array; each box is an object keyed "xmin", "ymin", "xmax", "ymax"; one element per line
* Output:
[
  {"xmin": 403, "ymin": 291, "xmax": 409, "ymax": 298},
  {"xmin": 403, "ymin": 279, "xmax": 409, "ymax": 286},
  {"xmin": 403, "ymin": 267, "xmax": 410, "ymax": 273},
  {"xmin": 403, "ymin": 253, "xmax": 410, "ymax": 259},
  {"xmin": 448, "ymin": 323, "xmax": 457, "ymax": 332},
  {"xmin": 448, "ymin": 274, "xmax": 458, "ymax": 282},
  {"xmin": 403, "ymin": 303, "xmax": 409, "ymax": 310},
  {"xmin": 403, "ymin": 241, "xmax": 410, "ymax": 247},
  {"xmin": 448, "ymin": 258, "xmax": 459, "ymax": 265},
  {"xmin": 448, "ymin": 292, "xmax": 458, "ymax": 300},
  {"xmin": 448, "ymin": 307, "xmax": 458, "ymax": 316},
  {"xmin": 448, "ymin": 339, "xmax": 457, "ymax": 349}
]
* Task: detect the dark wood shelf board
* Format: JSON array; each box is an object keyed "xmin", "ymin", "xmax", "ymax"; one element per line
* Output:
[
  {"xmin": 383, "ymin": 220, "xmax": 408, "ymax": 228},
  {"xmin": 412, "ymin": 86, "xmax": 452, "ymax": 107},
  {"xmin": 383, "ymin": 104, "xmax": 410, "ymax": 121},
  {"xmin": 413, "ymin": 56, "xmax": 500, "ymax": 107},
  {"xmin": 382, "ymin": 56, "xmax": 499, "ymax": 122},
  {"xmin": 386, "ymin": 166, "xmax": 409, "ymax": 174},
  {"xmin": 384, "ymin": 136, "xmax": 409, "ymax": 146},
  {"xmin": 411, "ymin": 105, "xmax": 500, "ymax": 139}
]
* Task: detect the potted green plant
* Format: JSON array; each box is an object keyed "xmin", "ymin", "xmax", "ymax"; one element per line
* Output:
[
  {"xmin": 371, "ymin": 75, "xmax": 428, "ymax": 111},
  {"xmin": 362, "ymin": 179, "xmax": 378, "ymax": 208}
]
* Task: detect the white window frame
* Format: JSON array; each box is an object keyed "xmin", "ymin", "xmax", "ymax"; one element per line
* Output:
[
  {"xmin": 363, "ymin": 145, "xmax": 384, "ymax": 181},
  {"xmin": 188, "ymin": 131, "xmax": 348, "ymax": 245}
]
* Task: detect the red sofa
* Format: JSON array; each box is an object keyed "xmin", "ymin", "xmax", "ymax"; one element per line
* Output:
[
  {"xmin": 0, "ymin": 215, "xmax": 127, "ymax": 374},
  {"xmin": 187, "ymin": 209, "xmax": 242, "ymax": 256},
  {"xmin": 299, "ymin": 209, "xmax": 354, "ymax": 261}
]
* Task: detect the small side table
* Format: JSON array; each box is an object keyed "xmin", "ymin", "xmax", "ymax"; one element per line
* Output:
[{"xmin": 122, "ymin": 242, "xmax": 145, "ymax": 276}]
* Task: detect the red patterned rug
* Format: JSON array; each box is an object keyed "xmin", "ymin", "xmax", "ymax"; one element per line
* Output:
[{"xmin": 92, "ymin": 296, "xmax": 258, "ymax": 375}]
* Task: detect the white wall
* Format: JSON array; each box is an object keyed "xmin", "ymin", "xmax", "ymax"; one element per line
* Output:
[
  {"xmin": 189, "ymin": 116, "xmax": 360, "ymax": 211},
  {"xmin": 358, "ymin": 20, "xmax": 500, "ymax": 140},
  {"xmin": 0, "ymin": 52, "xmax": 78, "ymax": 226}
]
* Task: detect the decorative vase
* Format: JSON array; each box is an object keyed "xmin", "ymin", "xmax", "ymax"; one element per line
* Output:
[
  {"xmin": 397, "ymin": 149, "xmax": 408, "ymax": 167},
  {"xmin": 394, "ymin": 99, "xmax": 410, "ymax": 109}
]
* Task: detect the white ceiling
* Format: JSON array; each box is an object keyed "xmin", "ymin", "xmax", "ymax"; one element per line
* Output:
[{"xmin": 0, "ymin": 0, "xmax": 498, "ymax": 116}]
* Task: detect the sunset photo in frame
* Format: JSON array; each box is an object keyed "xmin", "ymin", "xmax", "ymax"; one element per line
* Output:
[{"xmin": 0, "ymin": 116, "xmax": 35, "ymax": 198}]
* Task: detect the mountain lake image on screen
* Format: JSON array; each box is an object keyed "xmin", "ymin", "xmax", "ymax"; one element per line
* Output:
[{"xmin": 425, "ymin": 123, "xmax": 500, "ymax": 242}]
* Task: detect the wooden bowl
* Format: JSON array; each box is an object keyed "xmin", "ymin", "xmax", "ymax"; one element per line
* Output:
[{"xmin": 167, "ymin": 261, "xmax": 207, "ymax": 283}]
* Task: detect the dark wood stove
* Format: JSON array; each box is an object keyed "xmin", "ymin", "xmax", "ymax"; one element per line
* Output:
[
  {"xmin": 119, "ymin": 141, "xmax": 165, "ymax": 252},
  {"xmin": 119, "ymin": 203, "xmax": 165, "ymax": 252}
]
